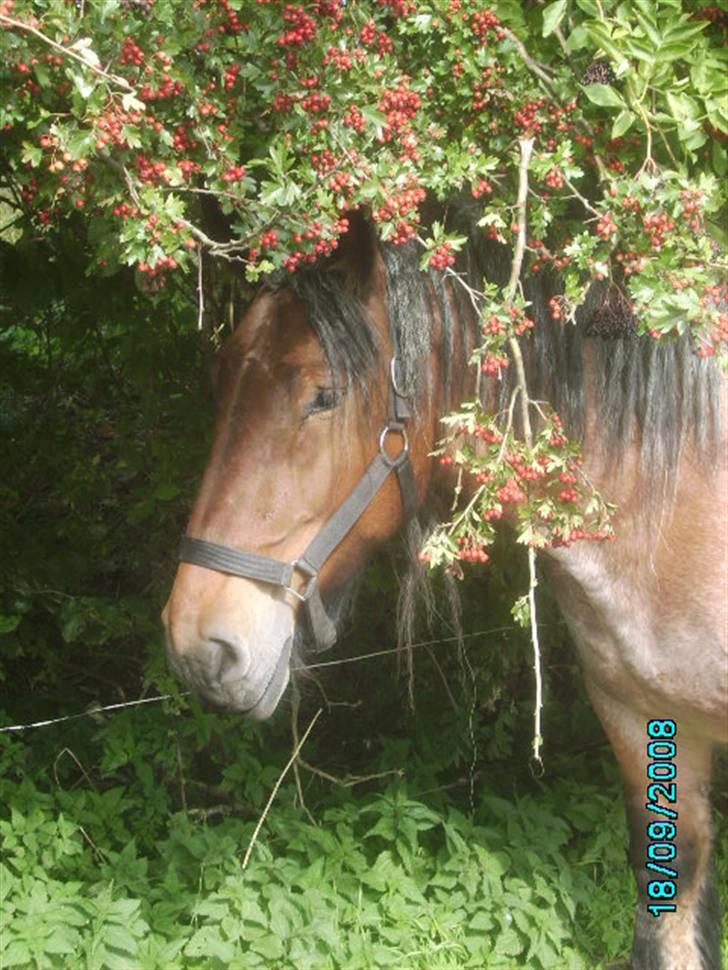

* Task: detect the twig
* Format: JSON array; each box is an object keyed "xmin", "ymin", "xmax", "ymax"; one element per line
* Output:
[
  {"xmin": 53, "ymin": 747, "xmax": 97, "ymax": 792},
  {"xmin": 502, "ymin": 28, "xmax": 558, "ymax": 92},
  {"xmin": 187, "ymin": 805, "xmax": 236, "ymax": 821},
  {"xmin": 562, "ymin": 175, "xmax": 601, "ymax": 217},
  {"xmin": 0, "ymin": 15, "xmax": 135, "ymax": 93},
  {"xmin": 176, "ymin": 736, "xmax": 188, "ymax": 815},
  {"xmin": 505, "ymin": 139, "xmax": 534, "ymax": 304},
  {"xmin": 241, "ymin": 707, "xmax": 322, "ymax": 870},
  {"xmin": 196, "ymin": 245, "xmax": 205, "ymax": 332},
  {"xmin": 296, "ymin": 758, "xmax": 403, "ymax": 789},
  {"xmin": 78, "ymin": 824, "xmax": 109, "ymax": 864},
  {"xmin": 505, "ymin": 138, "xmax": 544, "ymax": 768},
  {"xmin": 496, "ymin": 385, "xmax": 521, "ymax": 465},
  {"xmin": 290, "ymin": 684, "xmax": 317, "ymax": 826},
  {"xmin": 527, "ymin": 545, "xmax": 543, "ymax": 767}
]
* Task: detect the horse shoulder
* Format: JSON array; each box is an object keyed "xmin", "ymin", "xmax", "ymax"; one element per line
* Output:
[{"xmin": 544, "ymin": 439, "xmax": 727, "ymax": 741}]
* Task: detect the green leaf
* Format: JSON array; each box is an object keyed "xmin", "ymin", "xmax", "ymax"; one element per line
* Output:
[
  {"xmin": 121, "ymin": 93, "xmax": 146, "ymax": 113},
  {"xmin": 154, "ymin": 482, "xmax": 180, "ymax": 501},
  {"xmin": 20, "ymin": 142, "xmax": 42, "ymax": 167},
  {"xmin": 611, "ymin": 109, "xmax": 635, "ymax": 138},
  {"xmin": 712, "ymin": 141, "xmax": 727, "ymax": 176},
  {"xmin": 632, "ymin": 10, "xmax": 661, "ymax": 49},
  {"xmin": 666, "ymin": 92, "xmax": 702, "ymax": 123},
  {"xmin": 0, "ymin": 613, "xmax": 21, "ymax": 634},
  {"xmin": 582, "ymin": 83, "xmax": 626, "ymax": 109},
  {"xmin": 542, "ymin": 0, "xmax": 567, "ymax": 37},
  {"xmin": 566, "ymin": 25, "xmax": 589, "ymax": 51},
  {"xmin": 72, "ymin": 72, "xmax": 96, "ymax": 99},
  {"xmin": 494, "ymin": 925, "xmax": 524, "ymax": 957},
  {"xmin": 251, "ymin": 934, "xmax": 284, "ymax": 960},
  {"xmin": 583, "ymin": 22, "xmax": 624, "ymax": 62}
]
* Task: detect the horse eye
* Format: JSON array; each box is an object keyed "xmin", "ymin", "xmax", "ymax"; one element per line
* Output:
[{"xmin": 306, "ymin": 387, "xmax": 341, "ymax": 415}]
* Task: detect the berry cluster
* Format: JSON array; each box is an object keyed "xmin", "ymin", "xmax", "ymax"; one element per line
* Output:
[
  {"xmin": 480, "ymin": 353, "xmax": 509, "ymax": 376},
  {"xmin": 343, "ymin": 104, "xmax": 366, "ymax": 133},
  {"xmin": 470, "ymin": 9, "xmax": 504, "ymax": 44},
  {"xmin": 424, "ymin": 401, "xmax": 614, "ymax": 569},
  {"xmin": 221, "ymin": 165, "xmax": 246, "ymax": 183},
  {"xmin": 642, "ymin": 211, "xmax": 675, "ymax": 250},
  {"xmin": 372, "ymin": 181, "xmax": 426, "ymax": 241},
  {"xmin": 378, "ymin": 81, "xmax": 420, "ymax": 140},
  {"xmin": 259, "ymin": 229, "xmax": 278, "ymax": 249},
  {"xmin": 595, "ymin": 212, "xmax": 617, "ymax": 239},
  {"xmin": 119, "ymin": 37, "xmax": 145, "ymax": 66},
  {"xmin": 428, "ymin": 242, "xmax": 455, "ymax": 271},
  {"xmin": 471, "ymin": 178, "xmax": 493, "ymax": 199},
  {"xmin": 323, "ymin": 45, "xmax": 352, "ymax": 71},
  {"xmin": 497, "ymin": 479, "xmax": 526, "ymax": 505},
  {"xmin": 544, "ymin": 167, "xmax": 564, "ymax": 190},
  {"xmin": 301, "ymin": 91, "xmax": 331, "ymax": 115},
  {"xmin": 135, "ymin": 154, "xmax": 168, "ymax": 184},
  {"xmin": 376, "ymin": 0, "xmax": 414, "ymax": 17},
  {"xmin": 278, "ymin": 5, "xmax": 317, "ymax": 48},
  {"xmin": 218, "ymin": 0, "xmax": 246, "ymax": 34},
  {"xmin": 454, "ymin": 537, "xmax": 490, "ymax": 563},
  {"xmin": 359, "ymin": 18, "xmax": 393, "ymax": 54}
]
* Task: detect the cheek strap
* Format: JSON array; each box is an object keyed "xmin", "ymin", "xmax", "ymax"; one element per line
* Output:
[{"xmin": 178, "ymin": 358, "xmax": 417, "ymax": 653}]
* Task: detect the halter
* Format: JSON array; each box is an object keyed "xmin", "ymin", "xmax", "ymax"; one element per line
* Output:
[{"xmin": 178, "ymin": 357, "xmax": 417, "ymax": 653}]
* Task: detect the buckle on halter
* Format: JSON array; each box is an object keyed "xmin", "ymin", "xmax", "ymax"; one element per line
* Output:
[
  {"xmin": 390, "ymin": 356, "xmax": 407, "ymax": 397},
  {"xmin": 285, "ymin": 560, "xmax": 318, "ymax": 603},
  {"xmin": 379, "ymin": 423, "xmax": 409, "ymax": 468}
]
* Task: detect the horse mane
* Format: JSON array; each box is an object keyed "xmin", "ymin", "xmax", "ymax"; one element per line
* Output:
[
  {"xmin": 517, "ymin": 277, "xmax": 723, "ymax": 472},
  {"xmin": 278, "ymin": 218, "xmax": 722, "ymax": 475}
]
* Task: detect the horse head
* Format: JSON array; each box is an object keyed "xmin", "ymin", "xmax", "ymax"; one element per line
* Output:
[{"xmin": 162, "ymin": 215, "xmax": 440, "ymax": 716}]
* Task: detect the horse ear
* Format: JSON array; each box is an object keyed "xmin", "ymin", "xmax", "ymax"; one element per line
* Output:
[{"xmin": 328, "ymin": 208, "xmax": 378, "ymax": 294}]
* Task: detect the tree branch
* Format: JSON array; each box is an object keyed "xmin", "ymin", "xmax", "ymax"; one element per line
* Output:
[{"xmin": 0, "ymin": 14, "xmax": 136, "ymax": 94}]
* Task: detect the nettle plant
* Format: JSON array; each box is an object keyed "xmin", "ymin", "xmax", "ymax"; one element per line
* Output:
[{"xmin": 0, "ymin": 0, "xmax": 726, "ymax": 580}]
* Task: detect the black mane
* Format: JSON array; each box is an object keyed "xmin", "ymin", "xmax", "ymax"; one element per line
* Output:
[{"xmin": 277, "ymin": 222, "xmax": 721, "ymax": 474}]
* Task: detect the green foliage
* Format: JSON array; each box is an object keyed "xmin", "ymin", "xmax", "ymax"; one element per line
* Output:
[
  {"xmin": 0, "ymin": 0, "xmax": 725, "ymax": 353},
  {"xmin": 0, "ymin": 724, "xmax": 643, "ymax": 969}
]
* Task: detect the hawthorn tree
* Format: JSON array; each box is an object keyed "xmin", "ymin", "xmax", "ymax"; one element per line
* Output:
[{"xmin": 1, "ymin": 0, "xmax": 726, "ymax": 579}]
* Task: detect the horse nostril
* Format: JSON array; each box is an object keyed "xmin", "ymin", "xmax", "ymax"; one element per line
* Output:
[{"xmin": 208, "ymin": 637, "xmax": 251, "ymax": 686}]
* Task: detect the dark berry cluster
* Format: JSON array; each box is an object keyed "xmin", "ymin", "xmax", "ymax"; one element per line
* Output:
[{"xmin": 582, "ymin": 59, "xmax": 617, "ymax": 85}]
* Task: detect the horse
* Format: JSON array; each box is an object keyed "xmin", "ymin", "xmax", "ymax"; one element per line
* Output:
[{"xmin": 163, "ymin": 211, "xmax": 727, "ymax": 970}]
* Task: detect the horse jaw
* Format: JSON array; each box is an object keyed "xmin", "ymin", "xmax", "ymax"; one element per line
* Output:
[{"xmin": 163, "ymin": 570, "xmax": 295, "ymax": 718}]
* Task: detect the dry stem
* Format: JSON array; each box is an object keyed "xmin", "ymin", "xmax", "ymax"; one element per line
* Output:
[
  {"xmin": 506, "ymin": 138, "xmax": 544, "ymax": 767},
  {"xmin": 241, "ymin": 707, "xmax": 322, "ymax": 870}
]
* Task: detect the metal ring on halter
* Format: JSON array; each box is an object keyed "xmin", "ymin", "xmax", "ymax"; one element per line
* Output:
[
  {"xmin": 390, "ymin": 356, "xmax": 407, "ymax": 397},
  {"xmin": 379, "ymin": 424, "xmax": 409, "ymax": 467},
  {"xmin": 284, "ymin": 561, "xmax": 318, "ymax": 603}
]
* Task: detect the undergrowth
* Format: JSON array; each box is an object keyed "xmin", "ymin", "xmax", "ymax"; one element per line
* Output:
[{"xmin": 1, "ymin": 708, "xmax": 633, "ymax": 970}]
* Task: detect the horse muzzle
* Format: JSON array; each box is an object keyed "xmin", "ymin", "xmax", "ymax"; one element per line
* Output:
[{"xmin": 162, "ymin": 577, "xmax": 295, "ymax": 718}]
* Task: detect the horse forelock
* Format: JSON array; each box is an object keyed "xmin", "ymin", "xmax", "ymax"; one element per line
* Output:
[{"xmin": 266, "ymin": 238, "xmax": 466, "ymax": 415}]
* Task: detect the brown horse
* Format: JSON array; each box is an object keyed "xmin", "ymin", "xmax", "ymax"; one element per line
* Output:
[{"xmin": 163, "ymin": 213, "xmax": 726, "ymax": 970}]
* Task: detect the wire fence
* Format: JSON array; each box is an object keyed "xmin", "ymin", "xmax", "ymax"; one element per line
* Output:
[{"xmin": 0, "ymin": 624, "xmax": 517, "ymax": 735}]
